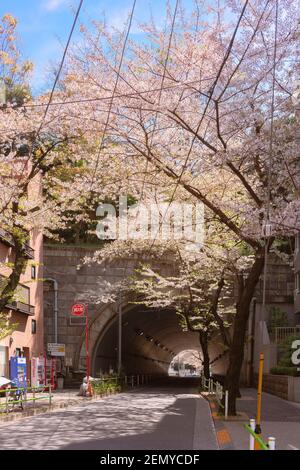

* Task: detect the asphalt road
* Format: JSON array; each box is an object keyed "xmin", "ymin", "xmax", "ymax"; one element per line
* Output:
[{"xmin": 0, "ymin": 380, "xmax": 218, "ymax": 450}]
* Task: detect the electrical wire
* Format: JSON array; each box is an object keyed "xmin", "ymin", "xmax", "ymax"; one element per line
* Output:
[
  {"xmin": 2, "ymin": 0, "xmax": 85, "ymax": 214},
  {"xmin": 261, "ymin": 0, "xmax": 279, "ymax": 320},
  {"xmin": 88, "ymin": 0, "xmax": 137, "ymax": 190},
  {"xmin": 143, "ymin": 0, "xmax": 250, "ymax": 256}
]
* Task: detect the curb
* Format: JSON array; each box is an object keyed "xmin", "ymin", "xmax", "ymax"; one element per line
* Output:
[{"xmin": 200, "ymin": 392, "xmax": 235, "ymax": 450}]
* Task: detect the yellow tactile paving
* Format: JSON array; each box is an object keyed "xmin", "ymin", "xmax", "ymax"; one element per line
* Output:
[{"xmin": 217, "ymin": 429, "xmax": 232, "ymax": 445}]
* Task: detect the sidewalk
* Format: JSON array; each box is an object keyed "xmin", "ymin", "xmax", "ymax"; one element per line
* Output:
[
  {"xmin": 0, "ymin": 388, "xmax": 98, "ymax": 424},
  {"xmin": 220, "ymin": 388, "xmax": 300, "ymax": 450}
]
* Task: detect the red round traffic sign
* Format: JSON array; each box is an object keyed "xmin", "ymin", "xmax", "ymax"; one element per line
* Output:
[{"xmin": 71, "ymin": 303, "xmax": 85, "ymax": 316}]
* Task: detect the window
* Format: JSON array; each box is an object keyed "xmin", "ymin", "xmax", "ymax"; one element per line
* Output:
[
  {"xmin": 31, "ymin": 319, "xmax": 37, "ymax": 334},
  {"xmin": 31, "ymin": 265, "xmax": 36, "ymax": 280},
  {"xmin": 16, "ymin": 284, "xmax": 30, "ymax": 305}
]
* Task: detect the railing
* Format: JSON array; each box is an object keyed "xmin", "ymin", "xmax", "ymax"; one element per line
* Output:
[
  {"xmin": 245, "ymin": 419, "xmax": 276, "ymax": 450},
  {"xmin": 24, "ymin": 243, "xmax": 34, "ymax": 259},
  {"xmin": 91, "ymin": 374, "xmax": 156, "ymax": 392},
  {"xmin": 271, "ymin": 326, "xmax": 300, "ymax": 344},
  {"xmin": 0, "ymin": 227, "xmax": 14, "ymax": 247},
  {"xmin": 0, "ymin": 385, "xmax": 52, "ymax": 414},
  {"xmin": 201, "ymin": 375, "xmax": 228, "ymax": 419},
  {"xmin": 7, "ymin": 300, "xmax": 35, "ymax": 316},
  {"xmin": 0, "ymin": 227, "xmax": 34, "ymax": 259}
]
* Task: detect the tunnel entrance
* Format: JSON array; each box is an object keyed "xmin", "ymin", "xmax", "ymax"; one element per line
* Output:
[
  {"xmin": 169, "ymin": 350, "xmax": 202, "ymax": 377},
  {"xmin": 92, "ymin": 306, "xmax": 201, "ymax": 377}
]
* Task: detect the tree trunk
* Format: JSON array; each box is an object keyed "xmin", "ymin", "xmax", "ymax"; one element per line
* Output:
[
  {"xmin": 199, "ymin": 331, "xmax": 210, "ymax": 380},
  {"xmin": 225, "ymin": 250, "xmax": 265, "ymax": 415}
]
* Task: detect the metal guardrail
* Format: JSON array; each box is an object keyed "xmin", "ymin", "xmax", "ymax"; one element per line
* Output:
[
  {"xmin": 24, "ymin": 243, "xmax": 34, "ymax": 259},
  {"xmin": 0, "ymin": 385, "xmax": 52, "ymax": 414},
  {"xmin": 201, "ymin": 375, "xmax": 228, "ymax": 419},
  {"xmin": 91, "ymin": 374, "xmax": 157, "ymax": 391},
  {"xmin": 271, "ymin": 326, "xmax": 300, "ymax": 344},
  {"xmin": 6, "ymin": 300, "xmax": 35, "ymax": 316},
  {"xmin": 0, "ymin": 227, "xmax": 34, "ymax": 259}
]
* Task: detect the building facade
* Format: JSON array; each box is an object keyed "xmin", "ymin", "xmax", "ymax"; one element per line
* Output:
[{"xmin": 0, "ymin": 168, "xmax": 44, "ymax": 383}]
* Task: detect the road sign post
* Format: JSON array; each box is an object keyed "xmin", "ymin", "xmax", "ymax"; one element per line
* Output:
[{"xmin": 71, "ymin": 303, "xmax": 91, "ymax": 393}]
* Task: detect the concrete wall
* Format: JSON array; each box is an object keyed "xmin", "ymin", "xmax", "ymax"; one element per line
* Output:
[{"xmin": 43, "ymin": 245, "xmax": 179, "ymax": 373}]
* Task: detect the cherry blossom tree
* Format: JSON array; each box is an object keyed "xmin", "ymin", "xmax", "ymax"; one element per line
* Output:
[
  {"xmin": 0, "ymin": 15, "xmax": 136, "ymax": 324},
  {"xmin": 61, "ymin": 0, "xmax": 300, "ymax": 413},
  {"xmin": 130, "ymin": 252, "xmax": 232, "ymax": 380}
]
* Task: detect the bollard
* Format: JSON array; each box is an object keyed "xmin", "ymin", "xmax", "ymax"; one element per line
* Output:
[
  {"xmin": 225, "ymin": 390, "xmax": 229, "ymax": 420},
  {"xmin": 33, "ymin": 388, "xmax": 36, "ymax": 408},
  {"xmin": 268, "ymin": 437, "xmax": 276, "ymax": 450},
  {"xmin": 49, "ymin": 384, "xmax": 52, "ymax": 407},
  {"xmin": 250, "ymin": 419, "xmax": 256, "ymax": 450},
  {"xmin": 131, "ymin": 375, "xmax": 134, "ymax": 387},
  {"xmin": 125, "ymin": 375, "xmax": 127, "ymax": 386}
]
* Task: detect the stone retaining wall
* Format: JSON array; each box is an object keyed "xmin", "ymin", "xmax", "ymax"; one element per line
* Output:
[{"xmin": 254, "ymin": 373, "xmax": 300, "ymax": 402}]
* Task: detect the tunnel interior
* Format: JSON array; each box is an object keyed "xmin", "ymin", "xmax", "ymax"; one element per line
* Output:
[{"xmin": 92, "ymin": 306, "xmax": 221, "ymax": 376}]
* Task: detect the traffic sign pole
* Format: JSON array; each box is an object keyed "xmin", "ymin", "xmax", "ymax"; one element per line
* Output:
[
  {"xmin": 85, "ymin": 304, "xmax": 91, "ymax": 393},
  {"xmin": 71, "ymin": 302, "xmax": 91, "ymax": 394}
]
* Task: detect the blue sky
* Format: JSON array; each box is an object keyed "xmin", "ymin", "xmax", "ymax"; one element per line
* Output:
[{"xmin": 0, "ymin": 0, "xmax": 197, "ymax": 94}]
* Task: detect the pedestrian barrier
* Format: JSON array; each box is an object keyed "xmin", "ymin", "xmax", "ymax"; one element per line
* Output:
[
  {"xmin": 90, "ymin": 373, "xmax": 160, "ymax": 396},
  {"xmin": 244, "ymin": 419, "xmax": 276, "ymax": 450},
  {"xmin": 201, "ymin": 375, "xmax": 228, "ymax": 419},
  {"xmin": 0, "ymin": 385, "xmax": 52, "ymax": 414}
]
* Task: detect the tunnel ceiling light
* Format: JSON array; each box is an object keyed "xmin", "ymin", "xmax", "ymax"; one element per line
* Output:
[{"xmin": 135, "ymin": 328, "xmax": 144, "ymax": 336}]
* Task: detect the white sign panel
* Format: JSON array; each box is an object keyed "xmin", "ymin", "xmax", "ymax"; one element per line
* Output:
[{"xmin": 47, "ymin": 343, "xmax": 65, "ymax": 357}]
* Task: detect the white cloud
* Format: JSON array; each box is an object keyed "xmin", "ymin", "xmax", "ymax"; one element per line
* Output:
[{"xmin": 44, "ymin": 0, "xmax": 66, "ymax": 12}]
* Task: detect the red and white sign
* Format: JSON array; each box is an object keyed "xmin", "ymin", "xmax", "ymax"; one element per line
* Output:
[{"xmin": 71, "ymin": 303, "xmax": 85, "ymax": 316}]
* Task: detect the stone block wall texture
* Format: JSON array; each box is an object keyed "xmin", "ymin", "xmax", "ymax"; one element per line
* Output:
[
  {"xmin": 254, "ymin": 373, "xmax": 300, "ymax": 402},
  {"xmin": 43, "ymin": 245, "xmax": 178, "ymax": 372}
]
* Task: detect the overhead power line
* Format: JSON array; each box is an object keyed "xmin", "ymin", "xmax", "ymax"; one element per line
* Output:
[
  {"xmin": 89, "ymin": 0, "xmax": 137, "ymax": 190},
  {"xmin": 144, "ymin": 0, "xmax": 250, "ymax": 255},
  {"xmin": 3, "ymin": 0, "xmax": 85, "ymax": 215}
]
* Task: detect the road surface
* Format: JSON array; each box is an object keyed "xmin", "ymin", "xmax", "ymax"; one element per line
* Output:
[{"xmin": 0, "ymin": 381, "xmax": 218, "ymax": 450}]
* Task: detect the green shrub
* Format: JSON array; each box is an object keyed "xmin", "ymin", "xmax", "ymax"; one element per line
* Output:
[
  {"xmin": 270, "ymin": 366, "xmax": 300, "ymax": 377},
  {"xmin": 268, "ymin": 306, "xmax": 288, "ymax": 333},
  {"xmin": 91, "ymin": 377, "xmax": 120, "ymax": 395}
]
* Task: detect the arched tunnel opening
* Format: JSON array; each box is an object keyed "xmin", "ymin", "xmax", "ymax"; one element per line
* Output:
[
  {"xmin": 169, "ymin": 350, "xmax": 202, "ymax": 377},
  {"xmin": 92, "ymin": 305, "xmax": 226, "ymax": 379}
]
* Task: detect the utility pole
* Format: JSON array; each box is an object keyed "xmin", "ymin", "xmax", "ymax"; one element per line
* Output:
[{"xmin": 118, "ymin": 292, "xmax": 122, "ymax": 375}]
